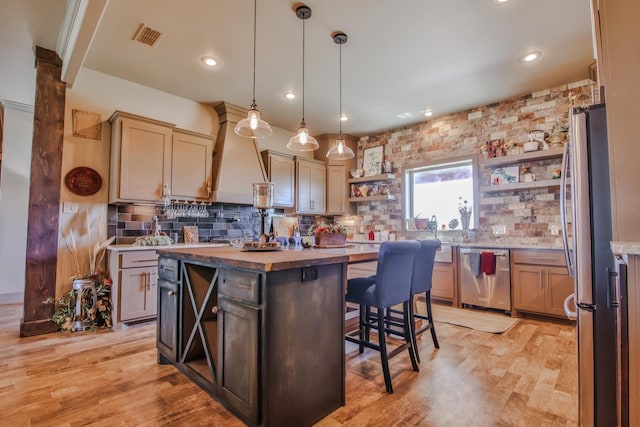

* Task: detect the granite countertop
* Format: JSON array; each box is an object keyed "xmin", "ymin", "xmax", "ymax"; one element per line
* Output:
[
  {"xmin": 156, "ymin": 244, "xmax": 380, "ymax": 272},
  {"xmin": 611, "ymin": 241, "xmax": 640, "ymax": 255},
  {"xmin": 107, "ymin": 242, "xmax": 228, "ymax": 252}
]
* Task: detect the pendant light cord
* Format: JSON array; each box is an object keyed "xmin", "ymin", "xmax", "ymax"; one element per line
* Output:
[
  {"xmin": 251, "ymin": 0, "xmax": 257, "ymax": 107},
  {"xmin": 339, "ymin": 41, "xmax": 343, "ymax": 137},
  {"xmin": 301, "ymin": 17, "xmax": 306, "ymax": 124}
]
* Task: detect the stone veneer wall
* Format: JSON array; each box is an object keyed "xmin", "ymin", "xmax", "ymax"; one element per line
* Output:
[{"xmin": 354, "ymin": 79, "xmax": 597, "ymax": 246}]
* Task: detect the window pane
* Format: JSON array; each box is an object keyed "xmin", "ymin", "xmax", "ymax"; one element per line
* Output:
[{"xmin": 407, "ymin": 160, "xmax": 474, "ymax": 230}]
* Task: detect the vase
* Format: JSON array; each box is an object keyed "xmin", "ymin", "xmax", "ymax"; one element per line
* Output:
[
  {"xmin": 315, "ymin": 232, "xmax": 346, "ymax": 246},
  {"xmin": 460, "ymin": 214, "xmax": 471, "ymax": 230}
]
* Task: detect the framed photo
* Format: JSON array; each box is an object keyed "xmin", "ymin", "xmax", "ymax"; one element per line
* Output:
[{"xmin": 362, "ymin": 145, "xmax": 384, "ymax": 176}]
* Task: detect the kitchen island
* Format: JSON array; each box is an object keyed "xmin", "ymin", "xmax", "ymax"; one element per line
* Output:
[{"xmin": 155, "ymin": 244, "xmax": 379, "ymax": 427}]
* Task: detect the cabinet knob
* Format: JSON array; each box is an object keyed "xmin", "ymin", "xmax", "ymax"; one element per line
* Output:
[
  {"xmin": 168, "ymin": 290, "xmax": 175, "ymax": 296},
  {"xmin": 211, "ymin": 306, "xmax": 222, "ymax": 314}
]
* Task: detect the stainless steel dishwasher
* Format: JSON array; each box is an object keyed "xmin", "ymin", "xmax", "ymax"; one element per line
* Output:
[{"xmin": 459, "ymin": 247, "xmax": 511, "ymax": 312}]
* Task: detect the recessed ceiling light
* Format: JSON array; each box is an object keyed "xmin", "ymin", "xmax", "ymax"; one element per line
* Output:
[
  {"xmin": 201, "ymin": 56, "xmax": 217, "ymax": 67},
  {"xmin": 492, "ymin": 0, "xmax": 510, "ymax": 4},
  {"xmin": 397, "ymin": 112, "xmax": 413, "ymax": 119},
  {"xmin": 520, "ymin": 51, "xmax": 542, "ymax": 63},
  {"xmin": 340, "ymin": 114, "xmax": 348, "ymax": 121},
  {"xmin": 284, "ymin": 91, "xmax": 296, "ymax": 100},
  {"xmin": 424, "ymin": 110, "xmax": 433, "ymax": 117}
]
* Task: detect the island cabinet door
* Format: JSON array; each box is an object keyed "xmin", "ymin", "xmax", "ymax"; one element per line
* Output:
[
  {"xmin": 217, "ymin": 295, "xmax": 260, "ymax": 426},
  {"xmin": 157, "ymin": 278, "xmax": 179, "ymax": 363}
]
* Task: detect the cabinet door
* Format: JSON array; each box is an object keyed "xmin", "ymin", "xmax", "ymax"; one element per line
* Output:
[
  {"xmin": 326, "ymin": 164, "xmax": 346, "ymax": 215},
  {"xmin": 265, "ymin": 152, "xmax": 295, "ymax": 208},
  {"xmin": 432, "ymin": 262, "xmax": 455, "ymax": 301},
  {"xmin": 157, "ymin": 278, "xmax": 179, "ymax": 363},
  {"xmin": 545, "ymin": 266, "xmax": 575, "ymax": 317},
  {"xmin": 171, "ymin": 130, "xmax": 213, "ymax": 201},
  {"xmin": 217, "ymin": 296, "xmax": 260, "ymax": 426},
  {"xmin": 119, "ymin": 266, "xmax": 157, "ymax": 321},
  {"xmin": 296, "ymin": 159, "xmax": 326, "ymax": 214},
  {"xmin": 512, "ymin": 264, "xmax": 546, "ymax": 314},
  {"xmin": 117, "ymin": 117, "xmax": 172, "ymax": 202}
]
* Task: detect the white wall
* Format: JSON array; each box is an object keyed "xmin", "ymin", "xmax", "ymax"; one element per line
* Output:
[{"xmin": 0, "ymin": 101, "xmax": 34, "ymax": 303}]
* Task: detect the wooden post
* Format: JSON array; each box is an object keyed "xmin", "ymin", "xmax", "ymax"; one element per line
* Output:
[{"xmin": 19, "ymin": 46, "xmax": 66, "ymax": 337}]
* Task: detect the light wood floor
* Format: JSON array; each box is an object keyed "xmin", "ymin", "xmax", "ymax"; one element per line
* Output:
[{"xmin": 0, "ymin": 304, "xmax": 577, "ymax": 426}]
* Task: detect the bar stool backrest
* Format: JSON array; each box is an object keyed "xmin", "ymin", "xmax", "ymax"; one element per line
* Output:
[
  {"xmin": 373, "ymin": 240, "xmax": 421, "ymax": 307},
  {"xmin": 411, "ymin": 239, "xmax": 441, "ymax": 294}
]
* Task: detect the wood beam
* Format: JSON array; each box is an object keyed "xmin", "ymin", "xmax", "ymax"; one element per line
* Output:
[{"xmin": 20, "ymin": 46, "xmax": 66, "ymax": 337}]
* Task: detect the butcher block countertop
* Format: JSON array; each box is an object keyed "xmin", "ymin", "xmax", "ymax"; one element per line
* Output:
[{"xmin": 156, "ymin": 244, "xmax": 380, "ymax": 272}]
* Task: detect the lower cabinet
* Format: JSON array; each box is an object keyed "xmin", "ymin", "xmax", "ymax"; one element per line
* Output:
[
  {"xmin": 157, "ymin": 256, "xmax": 180, "ymax": 363},
  {"xmin": 512, "ymin": 249, "xmax": 574, "ymax": 318},
  {"xmin": 431, "ymin": 259, "xmax": 457, "ymax": 305},
  {"xmin": 108, "ymin": 249, "xmax": 159, "ymax": 329}
]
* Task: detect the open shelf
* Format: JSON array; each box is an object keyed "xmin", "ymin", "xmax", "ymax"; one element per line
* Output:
[
  {"xmin": 348, "ymin": 173, "xmax": 395, "ymax": 184},
  {"xmin": 480, "ymin": 179, "xmax": 561, "ymax": 192},
  {"xmin": 348, "ymin": 195, "xmax": 396, "ymax": 202},
  {"xmin": 479, "ymin": 147, "xmax": 564, "ymax": 168}
]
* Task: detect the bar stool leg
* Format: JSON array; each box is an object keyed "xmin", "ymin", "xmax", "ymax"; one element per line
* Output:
[
  {"xmin": 404, "ymin": 301, "xmax": 419, "ymax": 371},
  {"xmin": 358, "ymin": 304, "xmax": 366, "ymax": 354},
  {"xmin": 407, "ymin": 297, "xmax": 421, "ymax": 363},
  {"xmin": 425, "ymin": 290, "xmax": 439, "ymax": 348},
  {"xmin": 377, "ymin": 311, "xmax": 393, "ymax": 394}
]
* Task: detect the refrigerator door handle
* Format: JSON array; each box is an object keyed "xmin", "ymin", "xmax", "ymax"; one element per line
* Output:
[
  {"xmin": 564, "ymin": 293, "xmax": 577, "ymax": 319},
  {"xmin": 560, "ymin": 138, "xmax": 574, "ymax": 276},
  {"xmin": 608, "ymin": 267, "xmax": 619, "ymax": 307}
]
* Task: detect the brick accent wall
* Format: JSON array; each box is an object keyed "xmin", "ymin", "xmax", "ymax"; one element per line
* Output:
[{"xmin": 352, "ymin": 79, "xmax": 596, "ymax": 246}]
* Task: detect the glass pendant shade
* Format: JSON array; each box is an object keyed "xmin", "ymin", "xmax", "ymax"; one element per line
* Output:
[
  {"xmin": 235, "ymin": 105, "xmax": 272, "ymax": 138},
  {"xmin": 287, "ymin": 121, "xmax": 319, "ymax": 151},
  {"xmin": 326, "ymin": 136, "xmax": 355, "ymax": 160}
]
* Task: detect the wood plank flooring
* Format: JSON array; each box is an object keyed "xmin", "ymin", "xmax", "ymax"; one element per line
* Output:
[{"xmin": 0, "ymin": 303, "xmax": 577, "ymax": 426}]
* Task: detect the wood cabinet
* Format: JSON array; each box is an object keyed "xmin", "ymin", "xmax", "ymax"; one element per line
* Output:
[
  {"xmin": 432, "ymin": 261, "xmax": 457, "ymax": 304},
  {"xmin": 109, "ymin": 111, "xmax": 215, "ymax": 204},
  {"xmin": 171, "ymin": 129, "xmax": 214, "ymax": 201},
  {"xmin": 296, "ymin": 157, "xmax": 326, "ymax": 214},
  {"xmin": 326, "ymin": 164, "xmax": 349, "ymax": 214},
  {"xmin": 157, "ymin": 256, "xmax": 180, "ymax": 363},
  {"xmin": 511, "ymin": 249, "xmax": 573, "ymax": 318},
  {"xmin": 261, "ymin": 150, "xmax": 295, "ymax": 208},
  {"xmin": 109, "ymin": 111, "xmax": 173, "ymax": 204},
  {"xmin": 108, "ymin": 249, "xmax": 159, "ymax": 329}
]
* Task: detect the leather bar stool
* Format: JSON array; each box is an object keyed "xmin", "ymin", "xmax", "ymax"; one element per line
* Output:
[{"xmin": 345, "ymin": 240, "xmax": 421, "ymax": 394}]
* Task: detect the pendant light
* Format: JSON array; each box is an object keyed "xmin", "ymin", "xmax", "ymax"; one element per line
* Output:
[
  {"xmin": 234, "ymin": 0, "xmax": 272, "ymax": 139},
  {"xmin": 287, "ymin": 5, "xmax": 319, "ymax": 151},
  {"xmin": 326, "ymin": 32, "xmax": 355, "ymax": 160}
]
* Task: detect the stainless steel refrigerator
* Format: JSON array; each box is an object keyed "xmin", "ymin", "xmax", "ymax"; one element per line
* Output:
[{"xmin": 561, "ymin": 103, "xmax": 627, "ymax": 425}]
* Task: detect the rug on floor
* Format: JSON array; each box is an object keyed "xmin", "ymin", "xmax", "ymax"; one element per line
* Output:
[{"xmin": 431, "ymin": 304, "xmax": 519, "ymax": 333}]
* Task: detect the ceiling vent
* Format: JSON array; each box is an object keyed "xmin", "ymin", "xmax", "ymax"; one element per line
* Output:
[{"xmin": 133, "ymin": 23, "xmax": 163, "ymax": 47}]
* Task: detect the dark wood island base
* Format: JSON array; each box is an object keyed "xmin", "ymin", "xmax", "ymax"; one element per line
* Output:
[{"xmin": 155, "ymin": 246, "xmax": 378, "ymax": 426}]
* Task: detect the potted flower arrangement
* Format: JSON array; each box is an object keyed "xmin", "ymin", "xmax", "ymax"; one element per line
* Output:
[
  {"xmin": 458, "ymin": 197, "xmax": 472, "ymax": 230},
  {"xmin": 44, "ymin": 216, "xmax": 115, "ymax": 331},
  {"xmin": 309, "ymin": 221, "xmax": 348, "ymax": 247}
]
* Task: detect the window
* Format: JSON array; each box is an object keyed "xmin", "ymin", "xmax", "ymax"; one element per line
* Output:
[{"xmin": 404, "ymin": 157, "xmax": 477, "ymax": 231}]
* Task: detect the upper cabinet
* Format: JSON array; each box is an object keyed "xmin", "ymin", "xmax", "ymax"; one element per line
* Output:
[
  {"xmin": 109, "ymin": 111, "xmax": 173, "ymax": 204},
  {"xmin": 326, "ymin": 164, "xmax": 349, "ymax": 215},
  {"xmin": 261, "ymin": 150, "xmax": 295, "ymax": 208},
  {"xmin": 296, "ymin": 157, "xmax": 326, "ymax": 214},
  {"xmin": 109, "ymin": 111, "xmax": 214, "ymax": 204},
  {"xmin": 171, "ymin": 129, "xmax": 214, "ymax": 201}
]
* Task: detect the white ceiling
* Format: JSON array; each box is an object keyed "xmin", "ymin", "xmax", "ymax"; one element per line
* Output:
[{"xmin": 6, "ymin": 0, "xmax": 595, "ymax": 137}]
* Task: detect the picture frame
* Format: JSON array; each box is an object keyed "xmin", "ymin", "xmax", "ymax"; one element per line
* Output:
[
  {"xmin": 490, "ymin": 166, "xmax": 519, "ymax": 186},
  {"xmin": 362, "ymin": 145, "xmax": 384, "ymax": 176},
  {"xmin": 72, "ymin": 109, "xmax": 102, "ymax": 140}
]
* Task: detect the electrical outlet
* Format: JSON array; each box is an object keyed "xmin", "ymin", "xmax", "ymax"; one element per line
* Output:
[
  {"xmin": 550, "ymin": 224, "xmax": 560, "ymax": 235},
  {"xmin": 63, "ymin": 202, "xmax": 78, "ymax": 213}
]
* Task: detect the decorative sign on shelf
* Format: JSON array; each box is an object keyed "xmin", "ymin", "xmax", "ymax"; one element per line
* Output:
[{"xmin": 362, "ymin": 145, "xmax": 384, "ymax": 176}]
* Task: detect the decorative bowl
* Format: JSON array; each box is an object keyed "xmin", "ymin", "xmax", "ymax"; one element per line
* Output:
[{"xmin": 350, "ymin": 169, "xmax": 364, "ymax": 178}]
